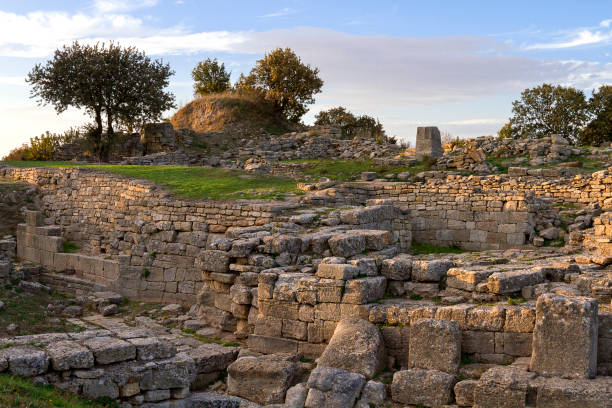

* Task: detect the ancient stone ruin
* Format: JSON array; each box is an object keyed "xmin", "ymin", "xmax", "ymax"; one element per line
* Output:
[
  {"xmin": 1, "ymin": 129, "xmax": 612, "ymax": 408},
  {"xmin": 416, "ymin": 126, "xmax": 443, "ymax": 159}
]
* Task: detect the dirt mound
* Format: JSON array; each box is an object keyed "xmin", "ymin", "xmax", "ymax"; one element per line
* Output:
[{"xmin": 170, "ymin": 92, "xmax": 294, "ymax": 136}]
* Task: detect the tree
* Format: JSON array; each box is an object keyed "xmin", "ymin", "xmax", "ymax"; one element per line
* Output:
[
  {"xmin": 314, "ymin": 106, "xmax": 386, "ymax": 140},
  {"xmin": 27, "ymin": 41, "xmax": 175, "ymax": 161},
  {"xmin": 506, "ymin": 83, "xmax": 588, "ymax": 142},
  {"xmin": 192, "ymin": 58, "xmax": 231, "ymax": 96},
  {"xmin": 580, "ymin": 85, "xmax": 612, "ymax": 145},
  {"xmin": 236, "ymin": 48, "xmax": 323, "ymax": 122}
]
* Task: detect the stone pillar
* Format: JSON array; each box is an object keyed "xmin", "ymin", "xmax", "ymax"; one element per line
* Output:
[
  {"xmin": 529, "ymin": 293, "xmax": 598, "ymax": 379},
  {"xmin": 415, "ymin": 126, "xmax": 442, "ymax": 159}
]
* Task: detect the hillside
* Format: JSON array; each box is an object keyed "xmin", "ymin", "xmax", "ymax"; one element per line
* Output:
[{"xmin": 170, "ymin": 92, "xmax": 295, "ymax": 136}]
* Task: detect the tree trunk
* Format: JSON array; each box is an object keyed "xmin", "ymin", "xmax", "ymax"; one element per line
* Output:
[
  {"xmin": 94, "ymin": 109, "xmax": 103, "ymax": 162},
  {"xmin": 102, "ymin": 110, "xmax": 114, "ymax": 163}
]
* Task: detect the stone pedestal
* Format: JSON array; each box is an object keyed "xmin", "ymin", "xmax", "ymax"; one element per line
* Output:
[{"xmin": 415, "ymin": 126, "xmax": 442, "ymax": 159}]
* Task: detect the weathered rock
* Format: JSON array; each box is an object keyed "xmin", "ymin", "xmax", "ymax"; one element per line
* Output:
[
  {"xmin": 409, "ymin": 318, "xmax": 461, "ymax": 374},
  {"xmin": 82, "ymin": 336, "xmax": 136, "ymax": 365},
  {"xmin": 189, "ymin": 392, "xmax": 243, "ymax": 408},
  {"xmin": 473, "ymin": 367, "xmax": 535, "ymax": 408},
  {"xmin": 488, "ymin": 268, "xmax": 545, "ymax": 294},
  {"xmin": 530, "ymin": 293, "xmax": 598, "ymax": 379},
  {"xmin": 412, "ymin": 259, "xmax": 453, "ymax": 282},
  {"xmin": 328, "ymin": 234, "xmax": 366, "ymax": 258},
  {"xmin": 355, "ymin": 380, "xmax": 386, "ymax": 408},
  {"xmin": 316, "ymin": 263, "xmax": 359, "ymax": 280},
  {"xmin": 186, "ymin": 344, "xmax": 239, "ymax": 374},
  {"xmin": 285, "ymin": 383, "xmax": 308, "ymax": 408},
  {"xmin": 381, "ymin": 256, "xmax": 412, "ymax": 280},
  {"xmin": 455, "ymin": 379, "xmax": 477, "ymax": 407},
  {"xmin": 45, "ymin": 340, "xmax": 94, "ymax": 371},
  {"xmin": 1, "ymin": 346, "xmax": 49, "ymax": 377},
  {"xmin": 305, "ymin": 366, "xmax": 365, "ymax": 408},
  {"xmin": 391, "ymin": 368, "xmax": 455, "ymax": 407},
  {"xmin": 534, "ymin": 376, "xmax": 612, "ymax": 407},
  {"xmin": 128, "ymin": 337, "xmax": 176, "ymax": 361},
  {"xmin": 198, "ymin": 250, "xmax": 231, "ymax": 273},
  {"xmin": 342, "ymin": 277, "xmax": 386, "ymax": 304},
  {"xmin": 227, "ymin": 353, "xmax": 300, "ymax": 405},
  {"xmin": 318, "ymin": 318, "xmax": 385, "ymax": 379},
  {"xmin": 416, "ymin": 126, "xmax": 443, "ymax": 159}
]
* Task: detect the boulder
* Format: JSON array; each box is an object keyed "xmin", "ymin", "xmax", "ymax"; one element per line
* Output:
[
  {"xmin": 305, "ymin": 366, "xmax": 365, "ymax": 408},
  {"xmin": 355, "ymin": 380, "xmax": 386, "ymax": 408},
  {"xmin": 409, "ymin": 318, "xmax": 461, "ymax": 374},
  {"xmin": 317, "ymin": 318, "xmax": 385, "ymax": 379},
  {"xmin": 391, "ymin": 368, "xmax": 455, "ymax": 407},
  {"xmin": 227, "ymin": 353, "xmax": 300, "ymax": 405},
  {"xmin": 530, "ymin": 294, "xmax": 598, "ymax": 379}
]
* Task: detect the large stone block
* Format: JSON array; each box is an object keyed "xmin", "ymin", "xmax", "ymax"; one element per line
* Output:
[
  {"xmin": 415, "ymin": 126, "xmax": 442, "ymax": 159},
  {"xmin": 412, "ymin": 260, "xmax": 453, "ymax": 282},
  {"xmin": 198, "ymin": 250, "xmax": 231, "ymax": 273},
  {"xmin": 82, "ymin": 336, "xmax": 136, "ymax": 365},
  {"xmin": 535, "ymin": 376, "xmax": 612, "ymax": 407},
  {"xmin": 318, "ymin": 318, "xmax": 385, "ymax": 379},
  {"xmin": 45, "ymin": 340, "xmax": 94, "ymax": 371},
  {"xmin": 409, "ymin": 318, "xmax": 461, "ymax": 374},
  {"xmin": 381, "ymin": 256, "xmax": 412, "ymax": 280},
  {"xmin": 305, "ymin": 366, "xmax": 365, "ymax": 408},
  {"xmin": 316, "ymin": 263, "xmax": 359, "ymax": 280},
  {"xmin": 391, "ymin": 368, "xmax": 455, "ymax": 407},
  {"xmin": 140, "ymin": 355, "xmax": 196, "ymax": 390},
  {"xmin": 227, "ymin": 353, "xmax": 300, "ymax": 405},
  {"xmin": 488, "ymin": 268, "xmax": 545, "ymax": 294},
  {"xmin": 473, "ymin": 367, "xmax": 535, "ymax": 408},
  {"xmin": 530, "ymin": 294, "xmax": 598, "ymax": 379},
  {"xmin": 342, "ymin": 277, "xmax": 386, "ymax": 304},
  {"xmin": 1, "ymin": 346, "xmax": 49, "ymax": 377},
  {"xmin": 328, "ymin": 234, "xmax": 366, "ymax": 257}
]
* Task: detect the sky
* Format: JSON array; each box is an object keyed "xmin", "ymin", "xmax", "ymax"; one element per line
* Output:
[{"xmin": 0, "ymin": 0, "xmax": 611, "ymax": 157}]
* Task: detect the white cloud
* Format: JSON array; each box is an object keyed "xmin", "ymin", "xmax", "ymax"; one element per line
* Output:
[
  {"xmin": 259, "ymin": 8, "xmax": 296, "ymax": 18},
  {"xmin": 524, "ymin": 20, "xmax": 612, "ymax": 50},
  {"xmin": 0, "ymin": 76, "xmax": 26, "ymax": 86},
  {"xmin": 443, "ymin": 119, "xmax": 505, "ymax": 126},
  {"xmin": 93, "ymin": 0, "xmax": 158, "ymax": 13}
]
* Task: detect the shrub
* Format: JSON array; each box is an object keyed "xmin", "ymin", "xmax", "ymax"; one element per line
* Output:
[
  {"xmin": 314, "ymin": 106, "xmax": 387, "ymax": 140},
  {"xmin": 192, "ymin": 58, "xmax": 231, "ymax": 96}
]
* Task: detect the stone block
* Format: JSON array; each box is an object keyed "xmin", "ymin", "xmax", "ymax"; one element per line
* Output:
[
  {"xmin": 409, "ymin": 318, "xmax": 461, "ymax": 374},
  {"xmin": 391, "ymin": 368, "xmax": 455, "ymax": 407},
  {"xmin": 530, "ymin": 294, "xmax": 598, "ymax": 379},
  {"xmin": 45, "ymin": 340, "xmax": 94, "ymax": 371},
  {"xmin": 198, "ymin": 250, "xmax": 230, "ymax": 273},
  {"xmin": 328, "ymin": 234, "xmax": 366, "ymax": 257},
  {"xmin": 25, "ymin": 210, "xmax": 43, "ymax": 227},
  {"xmin": 128, "ymin": 337, "xmax": 176, "ymax": 361},
  {"xmin": 415, "ymin": 126, "xmax": 442, "ymax": 159},
  {"xmin": 247, "ymin": 334, "xmax": 298, "ymax": 354},
  {"xmin": 1, "ymin": 346, "xmax": 49, "ymax": 377},
  {"xmin": 305, "ymin": 366, "xmax": 365, "ymax": 408},
  {"xmin": 412, "ymin": 260, "xmax": 453, "ymax": 282},
  {"xmin": 316, "ymin": 263, "xmax": 359, "ymax": 280},
  {"xmin": 342, "ymin": 277, "xmax": 386, "ymax": 304},
  {"xmin": 462, "ymin": 331, "xmax": 495, "ymax": 354},
  {"xmin": 473, "ymin": 367, "xmax": 535, "ymax": 408},
  {"xmin": 318, "ymin": 318, "xmax": 385, "ymax": 379},
  {"xmin": 488, "ymin": 268, "xmax": 545, "ymax": 294},
  {"xmin": 535, "ymin": 376, "xmax": 612, "ymax": 407},
  {"xmin": 455, "ymin": 379, "xmax": 477, "ymax": 407},
  {"xmin": 447, "ymin": 267, "xmax": 494, "ymax": 291},
  {"xmin": 227, "ymin": 353, "xmax": 300, "ymax": 405},
  {"xmin": 82, "ymin": 336, "xmax": 136, "ymax": 365},
  {"xmin": 139, "ymin": 355, "xmax": 196, "ymax": 390},
  {"xmin": 381, "ymin": 256, "xmax": 412, "ymax": 280}
]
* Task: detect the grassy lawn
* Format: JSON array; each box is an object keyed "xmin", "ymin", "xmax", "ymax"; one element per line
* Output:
[
  {"xmin": 286, "ymin": 158, "xmax": 434, "ymax": 181},
  {"xmin": 1, "ymin": 161, "xmax": 299, "ymax": 200},
  {"xmin": 0, "ymin": 374, "xmax": 118, "ymax": 408},
  {"xmin": 0, "ymin": 287, "xmax": 83, "ymax": 337}
]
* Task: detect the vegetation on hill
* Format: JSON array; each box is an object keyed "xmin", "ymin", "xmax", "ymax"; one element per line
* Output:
[
  {"xmin": 235, "ymin": 48, "xmax": 323, "ymax": 123},
  {"xmin": 314, "ymin": 106, "xmax": 389, "ymax": 141},
  {"xmin": 192, "ymin": 58, "xmax": 231, "ymax": 96},
  {"xmin": 0, "ymin": 374, "xmax": 118, "ymax": 408},
  {"xmin": 499, "ymin": 83, "xmax": 612, "ymax": 145},
  {"xmin": 170, "ymin": 91, "xmax": 294, "ymax": 136},
  {"xmin": 27, "ymin": 41, "xmax": 175, "ymax": 161}
]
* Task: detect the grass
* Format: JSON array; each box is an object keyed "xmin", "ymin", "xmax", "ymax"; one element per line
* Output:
[
  {"xmin": 543, "ymin": 237, "xmax": 565, "ymax": 247},
  {"xmin": 411, "ymin": 242, "xmax": 467, "ymax": 255},
  {"xmin": 181, "ymin": 329, "xmax": 241, "ymax": 347},
  {"xmin": 0, "ymin": 288, "xmax": 84, "ymax": 337},
  {"xmin": 507, "ymin": 297, "xmax": 527, "ymax": 306},
  {"xmin": 61, "ymin": 241, "xmax": 79, "ymax": 253},
  {"xmin": 1, "ymin": 161, "xmax": 299, "ymax": 200},
  {"xmin": 284, "ymin": 158, "xmax": 432, "ymax": 181},
  {"xmin": 0, "ymin": 373, "xmax": 119, "ymax": 407}
]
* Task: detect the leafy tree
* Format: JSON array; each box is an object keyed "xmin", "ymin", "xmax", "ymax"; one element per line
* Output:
[
  {"xmin": 505, "ymin": 83, "xmax": 589, "ymax": 142},
  {"xmin": 27, "ymin": 41, "xmax": 175, "ymax": 161},
  {"xmin": 314, "ymin": 106, "xmax": 386, "ymax": 140},
  {"xmin": 580, "ymin": 85, "xmax": 612, "ymax": 145},
  {"xmin": 192, "ymin": 58, "xmax": 231, "ymax": 96},
  {"xmin": 236, "ymin": 48, "xmax": 323, "ymax": 122}
]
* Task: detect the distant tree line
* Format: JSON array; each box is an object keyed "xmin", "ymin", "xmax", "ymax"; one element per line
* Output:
[{"xmin": 499, "ymin": 83, "xmax": 612, "ymax": 145}]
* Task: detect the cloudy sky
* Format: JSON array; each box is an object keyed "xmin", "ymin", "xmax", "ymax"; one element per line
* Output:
[{"xmin": 1, "ymin": 0, "xmax": 611, "ymax": 157}]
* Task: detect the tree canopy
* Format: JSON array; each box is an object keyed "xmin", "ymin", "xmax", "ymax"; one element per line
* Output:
[
  {"xmin": 192, "ymin": 58, "xmax": 231, "ymax": 96},
  {"xmin": 502, "ymin": 83, "xmax": 589, "ymax": 142},
  {"xmin": 27, "ymin": 41, "xmax": 175, "ymax": 161},
  {"xmin": 314, "ymin": 106, "xmax": 386, "ymax": 140},
  {"xmin": 236, "ymin": 48, "xmax": 323, "ymax": 123},
  {"xmin": 579, "ymin": 85, "xmax": 612, "ymax": 145}
]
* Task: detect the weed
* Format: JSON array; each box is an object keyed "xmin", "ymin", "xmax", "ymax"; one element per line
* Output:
[
  {"xmin": 410, "ymin": 294, "xmax": 422, "ymax": 301},
  {"xmin": 61, "ymin": 241, "xmax": 79, "ymax": 253},
  {"xmin": 507, "ymin": 297, "xmax": 527, "ymax": 306},
  {"xmin": 140, "ymin": 268, "xmax": 150, "ymax": 279}
]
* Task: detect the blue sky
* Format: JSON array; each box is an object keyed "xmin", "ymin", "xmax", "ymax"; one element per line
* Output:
[{"xmin": 1, "ymin": 0, "xmax": 611, "ymax": 156}]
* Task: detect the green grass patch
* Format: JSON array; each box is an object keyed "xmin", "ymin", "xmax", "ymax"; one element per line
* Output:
[
  {"xmin": 61, "ymin": 241, "xmax": 79, "ymax": 253},
  {"xmin": 1, "ymin": 161, "xmax": 299, "ymax": 200},
  {"xmin": 409, "ymin": 294, "xmax": 422, "ymax": 301},
  {"xmin": 285, "ymin": 158, "xmax": 433, "ymax": 181},
  {"xmin": 411, "ymin": 242, "xmax": 467, "ymax": 255},
  {"xmin": 543, "ymin": 237, "xmax": 565, "ymax": 247},
  {"xmin": 0, "ymin": 373, "xmax": 119, "ymax": 407},
  {"xmin": 0, "ymin": 288, "xmax": 84, "ymax": 336},
  {"xmin": 507, "ymin": 297, "xmax": 527, "ymax": 306}
]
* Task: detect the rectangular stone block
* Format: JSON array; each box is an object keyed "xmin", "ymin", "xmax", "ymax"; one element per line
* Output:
[
  {"xmin": 462, "ymin": 330, "xmax": 495, "ymax": 354},
  {"xmin": 316, "ymin": 263, "xmax": 359, "ymax": 280},
  {"xmin": 247, "ymin": 334, "xmax": 298, "ymax": 354},
  {"xmin": 25, "ymin": 211, "xmax": 43, "ymax": 227},
  {"xmin": 488, "ymin": 268, "xmax": 545, "ymax": 294},
  {"xmin": 409, "ymin": 318, "xmax": 461, "ymax": 374},
  {"xmin": 530, "ymin": 294, "xmax": 598, "ymax": 379},
  {"xmin": 391, "ymin": 368, "xmax": 454, "ymax": 407},
  {"xmin": 82, "ymin": 336, "xmax": 135, "ymax": 365},
  {"xmin": 342, "ymin": 277, "xmax": 386, "ymax": 304}
]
